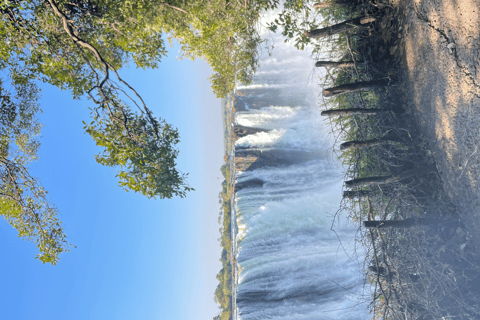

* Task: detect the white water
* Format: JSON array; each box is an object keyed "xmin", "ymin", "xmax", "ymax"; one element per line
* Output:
[{"xmin": 234, "ymin": 27, "xmax": 369, "ymax": 320}]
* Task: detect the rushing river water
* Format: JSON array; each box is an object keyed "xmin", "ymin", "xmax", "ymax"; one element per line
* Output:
[{"xmin": 233, "ymin": 31, "xmax": 369, "ymax": 320}]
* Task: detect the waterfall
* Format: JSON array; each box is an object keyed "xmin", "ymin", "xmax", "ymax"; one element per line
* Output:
[{"xmin": 233, "ymin": 27, "xmax": 369, "ymax": 320}]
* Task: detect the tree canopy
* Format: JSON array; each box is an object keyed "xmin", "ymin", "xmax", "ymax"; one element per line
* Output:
[{"xmin": 0, "ymin": 0, "xmax": 278, "ymax": 263}]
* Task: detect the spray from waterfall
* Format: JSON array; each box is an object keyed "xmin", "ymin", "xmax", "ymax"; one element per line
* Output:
[{"xmin": 233, "ymin": 16, "xmax": 369, "ymax": 320}]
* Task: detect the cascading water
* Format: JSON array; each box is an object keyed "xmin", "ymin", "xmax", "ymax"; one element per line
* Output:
[{"xmin": 233, "ymin": 28, "xmax": 369, "ymax": 320}]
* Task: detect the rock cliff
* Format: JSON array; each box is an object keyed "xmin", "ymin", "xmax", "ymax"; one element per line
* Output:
[{"xmin": 234, "ymin": 148, "xmax": 318, "ymax": 171}]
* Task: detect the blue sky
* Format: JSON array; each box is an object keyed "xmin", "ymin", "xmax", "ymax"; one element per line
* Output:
[{"xmin": 0, "ymin": 43, "xmax": 224, "ymax": 319}]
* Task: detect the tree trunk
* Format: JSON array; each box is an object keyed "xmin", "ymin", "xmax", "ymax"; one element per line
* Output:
[
  {"xmin": 313, "ymin": 0, "xmax": 349, "ymax": 8},
  {"xmin": 315, "ymin": 60, "xmax": 365, "ymax": 68},
  {"xmin": 320, "ymin": 108, "xmax": 383, "ymax": 117},
  {"xmin": 363, "ymin": 218, "xmax": 430, "ymax": 229},
  {"xmin": 323, "ymin": 79, "xmax": 389, "ymax": 97},
  {"xmin": 340, "ymin": 139, "xmax": 385, "ymax": 150},
  {"xmin": 305, "ymin": 16, "xmax": 376, "ymax": 39},
  {"xmin": 345, "ymin": 169, "xmax": 418, "ymax": 188},
  {"xmin": 343, "ymin": 190, "xmax": 373, "ymax": 199},
  {"xmin": 345, "ymin": 175, "xmax": 398, "ymax": 188},
  {"xmin": 340, "ymin": 136, "xmax": 402, "ymax": 150}
]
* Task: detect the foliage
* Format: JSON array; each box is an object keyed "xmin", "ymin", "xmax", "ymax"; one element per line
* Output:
[
  {"xmin": 166, "ymin": 0, "xmax": 279, "ymax": 97},
  {"xmin": 0, "ymin": 0, "xmax": 282, "ymax": 262},
  {"xmin": 0, "ymin": 158, "xmax": 70, "ymax": 264},
  {"xmin": 0, "ymin": 78, "xmax": 70, "ymax": 265},
  {"xmin": 2, "ymin": 0, "xmax": 201, "ymax": 197},
  {"xmin": 0, "ymin": 0, "xmax": 284, "ymax": 198},
  {"xmin": 213, "ymin": 161, "xmax": 233, "ymax": 319},
  {"xmin": 84, "ymin": 107, "xmax": 192, "ymax": 199},
  {"xmin": 267, "ymin": 0, "xmax": 321, "ymax": 50},
  {"xmin": 266, "ymin": 0, "xmax": 352, "ymax": 49}
]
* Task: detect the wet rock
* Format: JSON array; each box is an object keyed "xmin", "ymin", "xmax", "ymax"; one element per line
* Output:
[
  {"xmin": 235, "ymin": 148, "xmax": 319, "ymax": 171},
  {"xmin": 233, "ymin": 125, "xmax": 270, "ymax": 140},
  {"xmin": 235, "ymin": 178, "xmax": 265, "ymax": 192},
  {"xmin": 232, "ymin": 96, "xmax": 247, "ymax": 112},
  {"xmin": 235, "ymin": 88, "xmax": 311, "ymax": 109}
]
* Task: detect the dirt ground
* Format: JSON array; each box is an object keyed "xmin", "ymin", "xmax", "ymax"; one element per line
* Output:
[{"xmin": 395, "ymin": 0, "xmax": 480, "ymax": 249}]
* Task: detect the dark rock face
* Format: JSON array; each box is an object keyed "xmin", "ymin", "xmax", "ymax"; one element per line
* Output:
[
  {"xmin": 232, "ymin": 96, "xmax": 247, "ymax": 112},
  {"xmin": 235, "ymin": 149, "xmax": 318, "ymax": 171},
  {"xmin": 235, "ymin": 88, "xmax": 310, "ymax": 110},
  {"xmin": 234, "ymin": 125, "xmax": 270, "ymax": 140},
  {"xmin": 235, "ymin": 178, "xmax": 265, "ymax": 192}
]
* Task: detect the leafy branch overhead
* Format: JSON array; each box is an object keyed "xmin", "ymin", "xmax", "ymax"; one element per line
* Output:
[
  {"xmin": 45, "ymin": 0, "xmax": 193, "ymax": 199},
  {"xmin": 0, "ymin": 80, "xmax": 69, "ymax": 265},
  {"xmin": 0, "ymin": 0, "xmax": 278, "ymax": 263}
]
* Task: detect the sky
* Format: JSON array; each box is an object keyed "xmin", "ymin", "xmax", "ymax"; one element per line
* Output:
[{"xmin": 0, "ymin": 43, "xmax": 225, "ymax": 320}]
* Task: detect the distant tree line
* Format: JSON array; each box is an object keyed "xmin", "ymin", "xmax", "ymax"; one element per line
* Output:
[{"xmin": 213, "ymin": 162, "xmax": 234, "ymax": 320}]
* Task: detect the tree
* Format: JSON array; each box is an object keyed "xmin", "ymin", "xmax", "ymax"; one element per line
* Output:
[
  {"xmin": 320, "ymin": 108, "xmax": 384, "ymax": 116},
  {"xmin": 323, "ymin": 79, "xmax": 389, "ymax": 97},
  {"xmin": 345, "ymin": 175, "xmax": 399, "ymax": 188},
  {"xmin": 1, "ymin": 0, "xmax": 192, "ymax": 198},
  {"xmin": 363, "ymin": 218, "xmax": 431, "ymax": 229},
  {"xmin": 343, "ymin": 190, "xmax": 373, "ymax": 199},
  {"xmin": 340, "ymin": 137, "xmax": 401, "ymax": 151},
  {"xmin": 165, "ymin": 0, "xmax": 279, "ymax": 97},
  {"xmin": 315, "ymin": 60, "xmax": 364, "ymax": 68},
  {"xmin": 304, "ymin": 16, "xmax": 376, "ymax": 39},
  {"xmin": 0, "ymin": 78, "xmax": 70, "ymax": 264},
  {"xmin": 0, "ymin": 0, "xmax": 278, "ymax": 263},
  {"xmin": 345, "ymin": 169, "xmax": 418, "ymax": 188},
  {"xmin": 266, "ymin": 0, "xmax": 355, "ymax": 51}
]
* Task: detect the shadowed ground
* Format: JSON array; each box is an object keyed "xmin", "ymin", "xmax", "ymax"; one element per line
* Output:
[{"xmin": 397, "ymin": 0, "xmax": 480, "ymax": 250}]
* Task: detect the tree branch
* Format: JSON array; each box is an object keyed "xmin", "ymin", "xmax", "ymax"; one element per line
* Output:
[{"xmin": 159, "ymin": 2, "xmax": 208, "ymax": 25}]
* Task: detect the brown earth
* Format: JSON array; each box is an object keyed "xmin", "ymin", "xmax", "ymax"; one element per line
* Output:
[{"xmin": 396, "ymin": 0, "xmax": 480, "ymax": 248}]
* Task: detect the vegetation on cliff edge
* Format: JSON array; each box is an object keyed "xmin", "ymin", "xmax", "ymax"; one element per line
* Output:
[{"xmin": 213, "ymin": 162, "xmax": 234, "ymax": 320}]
